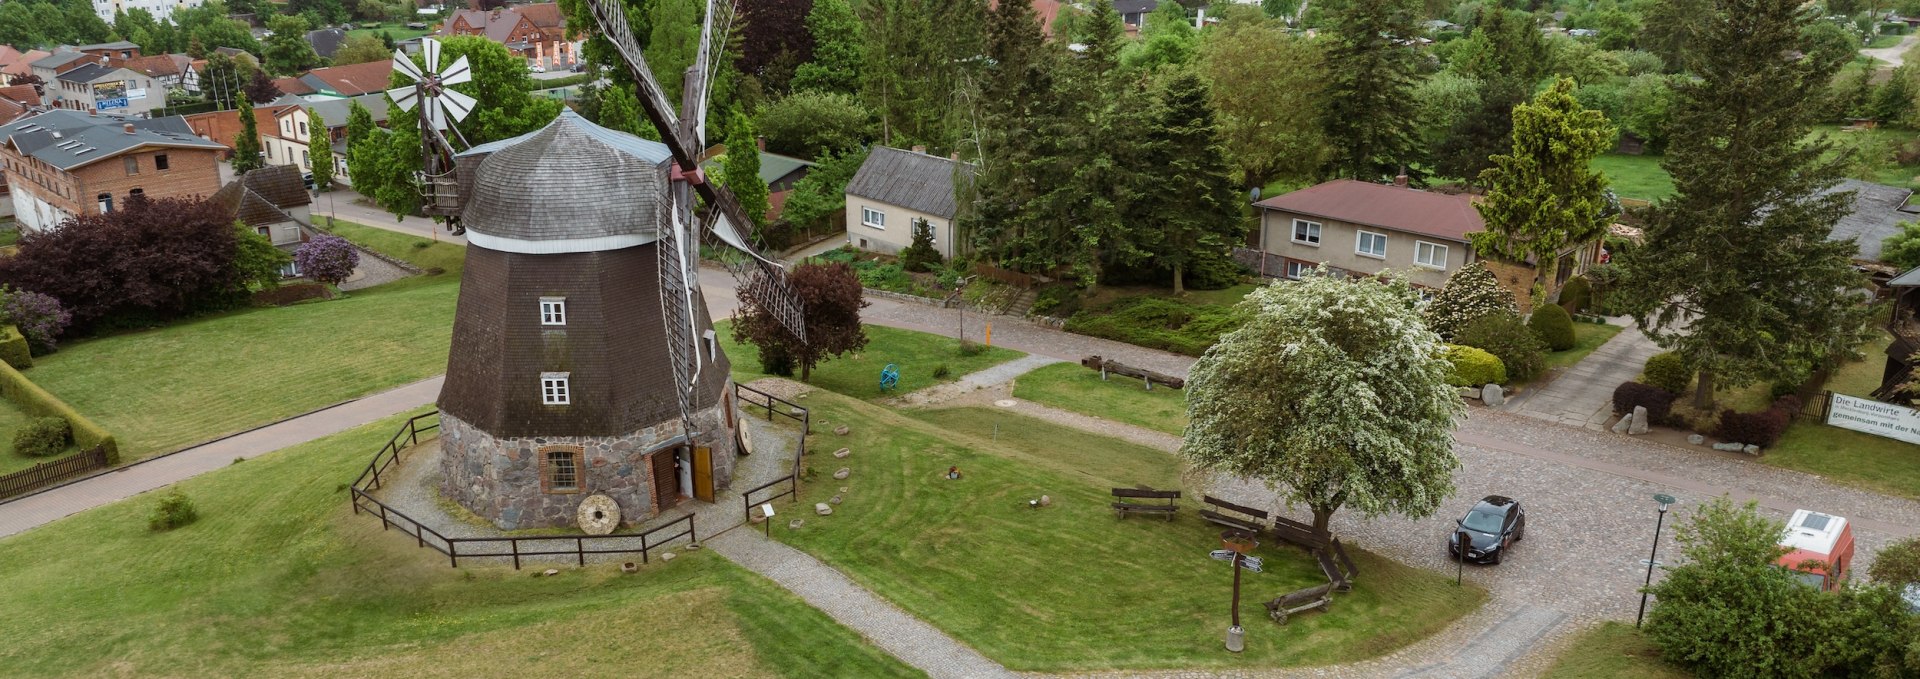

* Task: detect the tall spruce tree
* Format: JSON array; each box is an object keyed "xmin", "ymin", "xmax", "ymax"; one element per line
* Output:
[
  {"xmin": 962, "ymin": 0, "xmax": 1077, "ymax": 272},
  {"xmin": 1471, "ymin": 78, "xmax": 1613, "ymax": 304},
  {"xmin": 859, "ymin": 0, "xmax": 984, "ymax": 150},
  {"xmin": 1058, "ymin": 0, "xmax": 1152, "ymax": 281},
  {"xmin": 722, "ymin": 112, "xmax": 770, "ymax": 235},
  {"xmin": 1614, "ymin": 0, "xmax": 1877, "ymax": 409},
  {"xmin": 1136, "ymin": 72, "xmax": 1243, "ymax": 293},
  {"xmin": 1320, "ymin": 0, "xmax": 1423, "ymax": 180},
  {"xmin": 1434, "ymin": 7, "xmax": 1546, "ymax": 183},
  {"xmin": 645, "ymin": 0, "xmax": 700, "ymax": 104},
  {"xmin": 232, "ymin": 97, "xmax": 264, "ymax": 174},
  {"xmin": 343, "ymin": 99, "xmax": 378, "ymax": 189}
]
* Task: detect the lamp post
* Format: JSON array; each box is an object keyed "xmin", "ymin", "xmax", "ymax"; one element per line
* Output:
[
  {"xmin": 1221, "ymin": 530, "xmax": 1255, "ymax": 653},
  {"xmin": 1636, "ymin": 493, "xmax": 1677, "ymax": 628}
]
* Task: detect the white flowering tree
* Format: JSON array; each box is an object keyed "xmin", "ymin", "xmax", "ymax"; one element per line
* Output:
[
  {"xmin": 1422, "ymin": 261, "xmax": 1518, "ymax": 340},
  {"xmin": 1182, "ymin": 271, "xmax": 1465, "ymax": 540}
]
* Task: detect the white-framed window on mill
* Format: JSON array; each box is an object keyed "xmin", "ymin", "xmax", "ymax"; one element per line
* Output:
[
  {"xmin": 541, "ymin": 372, "xmax": 571, "ymax": 405},
  {"xmin": 540, "ymin": 297, "xmax": 566, "ymax": 325}
]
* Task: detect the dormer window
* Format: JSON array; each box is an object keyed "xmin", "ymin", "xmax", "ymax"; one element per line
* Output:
[
  {"xmin": 541, "ymin": 372, "xmax": 570, "ymax": 405},
  {"xmin": 540, "ymin": 297, "xmax": 566, "ymax": 325}
]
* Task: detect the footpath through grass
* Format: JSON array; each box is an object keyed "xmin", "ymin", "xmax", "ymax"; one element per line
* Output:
[
  {"xmin": 783, "ymin": 392, "xmax": 1486, "ymax": 672},
  {"xmin": 0, "ymin": 412, "xmax": 920, "ymax": 678},
  {"xmin": 1012, "ymin": 361, "xmax": 1189, "ymax": 436},
  {"xmin": 1544, "ymin": 622, "xmax": 1690, "ymax": 679},
  {"xmin": 23, "ymin": 227, "xmax": 462, "ymax": 460},
  {"xmin": 719, "ymin": 321, "xmax": 1024, "ymax": 399}
]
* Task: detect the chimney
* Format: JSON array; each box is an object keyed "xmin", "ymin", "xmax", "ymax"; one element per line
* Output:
[
  {"xmin": 123, "ymin": 123, "xmax": 134, "ymax": 134},
  {"xmin": 911, "ymin": 145, "xmax": 926, "ymax": 154},
  {"xmin": 1393, "ymin": 173, "xmax": 1409, "ymax": 188}
]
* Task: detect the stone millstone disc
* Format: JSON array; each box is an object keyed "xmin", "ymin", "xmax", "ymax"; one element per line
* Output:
[
  {"xmin": 577, "ymin": 494, "xmax": 621, "ymax": 535},
  {"xmin": 738, "ymin": 418, "xmax": 754, "ymax": 454}
]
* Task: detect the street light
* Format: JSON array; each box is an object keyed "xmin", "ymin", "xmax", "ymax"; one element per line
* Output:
[{"xmin": 1637, "ymin": 493, "xmax": 1677, "ymax": 628}]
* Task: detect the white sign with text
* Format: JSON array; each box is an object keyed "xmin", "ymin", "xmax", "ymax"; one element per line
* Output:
[{"xmin": 1826, "ymin": 393, "xmax": 1920, "ymax": 445}]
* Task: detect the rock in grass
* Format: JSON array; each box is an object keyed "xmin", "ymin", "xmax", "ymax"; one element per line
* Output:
[
  {"xmin": 1743, "ymin": 444, "xmax": 1761, "ymax": 455},
  {"xmin": 833, "ymin": 447, "xmax": 851, "ymax": 459},
  {"xmin": 834, "ymin": 425, "xmax": 850, "ymax": 436},
  {"xmin": 833, "ymin": 467, "xmax": 851, "ymax": 480},
  {"xmin": 829, "ymin": 494, "xmax": 843, "ymax": 505},
  {"xmin": 661, "ymin": 551, "xmax": 676, "ymax": 562},
  {"xmin": 816, "ymin": 503, "xmax": 833, "ymax": 516},
  {"xmin": 542, "ymin": 569, "xmax": 559, "ymax": 577},
  {"xmin": 1712, "ymin": 442, "xmax": 1744, "ymax": 452}
]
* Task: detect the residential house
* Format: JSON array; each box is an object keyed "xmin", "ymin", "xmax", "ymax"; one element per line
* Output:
[
  {"xmin": 1821, "ymin": 178, "xmax": 1920, "ymax": 269},
  {"xmin": 210, "ymin": 164, "xmax": 313, "ymax": 275},
  {"xmin": 50, "ymin": 63, "xmax": 163, "ymax": 117},
  {"xmin": 307, "ymin": 27, "xmax": 349, "ymax": 60},
  {"xmin": 271, "ymin": 60, "xmax": 395, "ymax": 99},
  {"xmin": 988, "ymin": 0, "xmax": 1065, "ymax": 36},
  {"xmin": 114, "ymin": 54, "xmax": 190, "ymax": 94},
  {"xmin": 1114, "ymin": 0, "xmax": 1156, "ymax": 30},
  {"xmin": 181, "ymin": 99, "xmax": 288, "ymax": 160},
  {"xmin": 699, "ymin": 139, "xmax": 814, "ymax": 223},
  {"xmin": 843, "ymin": 145, "xmax": 974, "ymax": 259},
  {"xmin": 0, "ymin": 85, "xmax": 42, "ymax": 126},
  {"xmin": 1248, "ymin": 178, "xmax": 1601, "ymax": 304},
  {"xmin": 29, "ymin": 51, "xmax": 100, "ymax": 87},
  {"xmin": 76, "ymin": 41, "xmax": 140, "ymax": 62},
  {"xmin": 0, "ymin": 109, "xmax": 227, "ymax": 232},
  {"xmin": 87, "ymin": 0, "xmax": 205, "ymax": 23},
  {"xmin": 441, "ymin": 3, "xmax": 579, "ymax": 68},
  {"xmin": 0, "ymin": 47, "xmax": 52, "ymax": 80},
  {"xmin": 258, "ymin": 93, "xmax": 389, "ymax": 186}
]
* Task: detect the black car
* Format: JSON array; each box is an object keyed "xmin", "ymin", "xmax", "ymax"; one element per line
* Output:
[{"xmin": 1446, "ymin": 495, "xmax": 1526, "ymax": 564}]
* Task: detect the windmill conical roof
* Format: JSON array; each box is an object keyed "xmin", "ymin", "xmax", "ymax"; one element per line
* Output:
[{"xmin": 458, "ymin": 111, "xmax": 671, "ymax": 253}]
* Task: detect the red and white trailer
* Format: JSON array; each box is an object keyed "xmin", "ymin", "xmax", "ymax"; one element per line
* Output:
[{"xmin": 1776, "ymin": 509, "xmax": 1855, "ymax": 592}]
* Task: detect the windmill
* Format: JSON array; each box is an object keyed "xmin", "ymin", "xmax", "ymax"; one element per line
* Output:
[{"xmin": 388, "ymin": 39, "xmax": 476, "ymax": 234}]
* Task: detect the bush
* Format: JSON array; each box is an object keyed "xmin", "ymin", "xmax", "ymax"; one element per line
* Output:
[
  {"xmin": 0, "ymin": 325, "xmax": 29, "ymax": 369},
  {"xmin": 1422, "ymin": 261, "xmax": 1520, "ymax": 340},
  {"xmin": 1453, "ymin": 312, "xmax": 1548, "ymax": 381},
  {"xmin": 1527, "ymin": 304, "xmax": 1577, "ymax": 351},
  {"xmin": 1642, "ymin": 351, "xmax": 1693, "ymax": 394},
  {"xmin": 753, "ymin": 91, "xmax": 873, "ymax": 159},
  {"xmin": 12, "ymin": 415, "xmax": 69, "ymax": 457},
  {"xmin": 1030, "ymin": 284, "xmax": 1082, "ymax": 317},
  {"xmin": 251, "ymin": 282, "xmax": 334, "ymax": 307},
  {"xmin": 1613, "ymin": 381, "xmax": 1675, "ymax": 423},
  {"xmin": 0, "ymin": 287, "xmax": 70, "ymax": 355},
  {"xmin": 1717, "ymin": 395, "xmax": 1802, "ymax": 447},
  {"xmin": 1442, "ymin": 344, "xmax": 1507, "ymax": 387},
  {"xmin": 0, "ymin": 360, "xmax": 118, "ymax": 463},
  {"xmin": 932, "ymin": 364, "xmax": 951, "ymax": 379},
  {"xmin": 1558, "ymin": 276, "xmax": 1592, "ymax": 313},
  {"xmin": 147, "ymin": 490, "xmax": 199, "ymax": 532},
  {"xmin": 899, "ymin": 220, "xmax": 943, "ymax": 273},
  {"xmin": 1065, "ymin": 296, "xmax": 1249, "ymax": 357},
  {"xmin": 957, "ymin": 340, "xmax": 986, "ymax": 357},
  {"xmin": 294, "ymin": 234, "xmax": 361, "ymax": 286}
]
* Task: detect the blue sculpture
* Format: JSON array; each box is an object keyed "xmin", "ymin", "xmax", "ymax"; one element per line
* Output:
[{"xmin": 880, "ymin": 363, "xmax": 900, "ymax": 392}]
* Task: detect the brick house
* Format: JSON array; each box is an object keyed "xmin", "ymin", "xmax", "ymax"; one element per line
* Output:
[
  {"xmin": 0, "ymin": 110, "xmax": 226, "ymax": 232},
  {"xmin": 441, "ymin": 3, "xmax": 579, "ymax": 68},
  {"xmin": 270, "ymin": 60, "xmax": 395, "ymax": 99},
  {"xmin": 1248, "ymin": 178, "xmax": 1601, "ymax": 309},
  {"xmin": 47, "ymin": 63, "xmax": 163, "ymax": 117}
]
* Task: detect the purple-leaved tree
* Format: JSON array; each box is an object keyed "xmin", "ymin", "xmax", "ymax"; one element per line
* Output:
[{"xmin": 294, "ymin": 235, "xmax": 360, "ymax": 286}]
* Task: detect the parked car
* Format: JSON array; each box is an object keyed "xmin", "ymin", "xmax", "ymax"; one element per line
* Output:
[
  {"xmin": 302, "ymin": 173, "xmax": 315, "ymax": 190},
  {"xmin": 1446, "ymin": 495, "xmax": 1526, "ymax": 564},
  {"xmin": 569, "ymin": 62, "xmax": 586, "ymax": 73},
  {"xmin": 406, "ymin": 22, "xmax": 428, "ymax": 29},
  {"xmin": 529, "ymin": 62, "xmax": 546, "ymax": 73}
]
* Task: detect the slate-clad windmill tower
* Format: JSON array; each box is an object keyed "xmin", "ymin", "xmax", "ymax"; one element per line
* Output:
[{"xmin": 409, "ymin": 0, "xmax": 809, "ymax": 529}]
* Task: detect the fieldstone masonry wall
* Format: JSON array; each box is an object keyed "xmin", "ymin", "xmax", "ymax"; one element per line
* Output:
[{"xmin": 439, "ymin": 401, "xmax": 738, "ymax": 530}]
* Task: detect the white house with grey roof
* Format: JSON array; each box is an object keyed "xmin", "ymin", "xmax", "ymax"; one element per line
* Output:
[
  {"xmin": 842, "ymin": 146, "xmax": 975, "ymax": 259},
  {"xmin": 47, "ymin": 63, "xmax": 161, "ymax": 118}
]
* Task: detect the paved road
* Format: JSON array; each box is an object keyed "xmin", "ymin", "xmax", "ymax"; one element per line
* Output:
[
  {"xmin": 1863, "ymin": 32, "xmax": 1918, "ymax": 67},
  {"xmin": 1501, "ymin": 321, "xmax": 1661, "ymax": 430}
]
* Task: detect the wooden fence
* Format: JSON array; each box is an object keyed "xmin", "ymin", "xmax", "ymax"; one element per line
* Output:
[
  {"xmin": 0, "ymin": 446, "xmax": 108, "ymax": 499},
  {"xmin": 972, "ymin": 262, "xmax": 1036, "ymax": 289}
]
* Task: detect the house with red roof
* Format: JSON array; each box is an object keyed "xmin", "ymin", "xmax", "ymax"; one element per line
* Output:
[
  {"xmin": 1249, "ymin": 178, "xmax": 1602, "ymax": 298},
  {"xmin": 441, "ymin": 3, "xmax": 579, "ymax": 67},
  {"xmin": 270, "ymin": 60, "xmax": 395, "ymax": 99}
]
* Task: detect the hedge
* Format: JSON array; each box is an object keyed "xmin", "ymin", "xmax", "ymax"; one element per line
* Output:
[
  {"xmin": 1558, "ymin": 277, "xmax": 1592, "ymax": 313},
  {"xmin": 1443, "ymin": 344, "xmax": 1507, "ymax": 387},
  {"xmin": 1717, "ymin": 395, "xmax": 1802, "ymax": 448},
  {"xmin": 1613, "ymin": 381, "xmax": 1675, "ymax": 424},
  {"xmin": 0, "ymin": 359, "xmax": 117, "ymax": 463},
  {"xmin": 0, "ymin": 325, "xmax": 29, "ymax": 369},
  {"xmin": 1642, "ymin": 351, "xmax": 1693, "ymax": 395}
]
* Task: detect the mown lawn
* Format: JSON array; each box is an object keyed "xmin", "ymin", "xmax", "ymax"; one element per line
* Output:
[
  {"xmin": 1012, "ymin": 361, "xmax": 1189, "ymax": 436},
  {"xmin": 1591, "ymin": 154, "xmax": 1674, "ymax": 201},
  {"xmin": 1544, "ymin": 622, "xmax": 1691, "ymax": 679},
  {"xmin": 1543, "ymin": 322, "xmax": 1626, "ymax": 373},
  {"xmin": 0, "ymin": 397, "xmax": 73, "ymax": 475},
  {"xmin": 782, "ymin": 392, "xmax": 1487, "ymax": 672},
  {"xmin": 0, "ymin": 412, "xmax": 919, "ymax": 678},
  {"xmin": 1065, "ymin": 285, "xmax": 1256, "ymax": 357},
  {"xmin": 327, "ymin": 220, "xmax": 469, "ymax": 275},
  {"xmin": 346, "ymin": 24, "xmax": 435, "ymax": 42},
  {"xmin": 719, "ymin": 321, "xmax": 1024, "ymax": 399}
]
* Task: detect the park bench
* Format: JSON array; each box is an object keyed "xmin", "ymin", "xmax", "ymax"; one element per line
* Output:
[
  {"xmin": 1263, "ymin": 581, "xmax": 1335, "ymax": 625},
  {"xmin": 1111, "ymin": 487, "xmax": 1181, "ymax": 520},
  {"xmin": 1199, "ymin": 495, "xmax": 1269, "ymax": 534}
]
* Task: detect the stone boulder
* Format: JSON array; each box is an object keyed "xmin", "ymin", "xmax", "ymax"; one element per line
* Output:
[
  {"xmin": 660, "ymin": 551, "xmax": 676, "ymax": 562},
  {"xmin": 833, "ymin": 467, "xmax": 851, "ymax": 480},
  {"xmin": 1461, "ymin": 386, "xmax": 1483, "ymax": 400},
  {"xmin": 1687, "ymin": 434, "xmax": 1705, "ymax": 445},
  {"xmin": 1743, "ymin": 444, "xmax": 1761, "ymax": 456},
  {"xmin": 1039, "ymin": 494, "xmax": 1051, "ymax": 507},
  {"xmin": 815, "ymin": 502, "xmax": 833, "ymax": 516},
  {"xmin": 829, "ymin": 494, "xmax": 843, "ymax": 505},
  {"xmin": 834, "ymin": 425, "xmax": 850, "ymax": 436},
  {"xmin": 1612, "ymin": 415, "xmax": 1632, "ymax": 434},
  {"xmin": 1712, "ymin": 442, "xmax": 1745, "ymax": 452},
  {"xmin": 1628, "ymin": 406, "xmax": 1649, "ymax": 435},
  {"xmin": 1482, "ymin": 384, "xmax": 1505, "ymax": 407},
  {"xmin": 833, "ymin": 447, "xmax": 851, "ymax": 459}
]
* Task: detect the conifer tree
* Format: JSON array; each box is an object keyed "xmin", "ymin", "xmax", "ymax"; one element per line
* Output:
[
  {"xmin": 963, "ymin": 0, "xmax": 1076, "ymax": 272},
  {"xmin": 1615, "ymin": 0, "xmax": 1877, "ymax": 409},
  {"xmin": 1320, "ymin": 0, "xmax": 1423, "ymax": 180},
  {"xmin": 1434, "ymin": 8, "xmax": 1548, "ymax": 183},
  {"xmin": 1135, "ymin": 72, "xmax": 1243, "ymax": 293},
  {"xmin": 232, "ymin": 97, "xmax": 264, "ymax": 174},
  {"xmin": 1471, "ymin": 78, "xmax": 1614, "ymax": 304},
  {"xmin": 791, "ymin": 0, "xmax": 863, "ymax": 95},
  {"xmin": 646, "ymin": 0, "xmax": 700, "ymax": 103},
  {"xmin": 343, "ymin": 99, "xmax": 378, "ymax": 190},
  {"xmin": 722, "ymin": 112, "xmax": 770, "ymax": 235}
]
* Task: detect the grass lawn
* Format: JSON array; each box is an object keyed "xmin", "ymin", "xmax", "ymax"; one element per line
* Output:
[
  {"xmin": 782, "ymin": 392, "xmax": 1487, "ymax": 672},
  {"xmin": 1869, "ymin": 33, "xmax": 1905, "ymax": 48},
  {"xmin": 1544, "ymin": 622, "xmax": 1691, "ymax": 678},
  {"xmin": 1591, "ymin": 154, "xmax": 1674, "ymax": 201},
  {"xmin": 1012, "ymin": 361, "xmax": 1189, "ymax": 436},
  {"xmin": 346, "ymin": 24, "xmax": 435, "ymax": 42},
  {"xmin": 718, "ymin": 321, "xmax": 1024, "ymax": 399},
  {"xmin": 1065, "ymin": 283, "xmax": 1258, "ymax": 357},
  {"xmin": 0, "ymin": 397, "xmax": 74, "ymax": 475},
  {"xmin": 1543, "ymin": 322, "xmax": 1626, "ymax": 373},
  {"xmin": 327, "ymin": 219, "xmax": 468, "ymax": 275},
  {"xmin": 0, "ymin": 412, "xmax": 919, "ymax": 678}
]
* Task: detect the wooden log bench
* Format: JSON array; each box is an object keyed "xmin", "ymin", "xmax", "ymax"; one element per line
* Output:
[
  {"xmin": 1081, "ymin": 355, "xmax": 1186, "ymax": 389},
  {"xmin": 1111, "ymin": 487, "xmax": 1181, "ymax": 520},
  {"xmin": 1264, "ymin": 582, "xmax": 1336, "ymax": 625},
  {"xmin": 1198, "ymin": 495, "xmax": 1268, "ymax": 534}
]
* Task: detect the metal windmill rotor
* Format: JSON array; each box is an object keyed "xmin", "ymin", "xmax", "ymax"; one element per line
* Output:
[
  {"xmin": 389, "ymin": 38, "xmax": 475, "ymax": 232},
  {"xmin": 586, "ymin": 0, "xmax": 810, "ymax": 434}
]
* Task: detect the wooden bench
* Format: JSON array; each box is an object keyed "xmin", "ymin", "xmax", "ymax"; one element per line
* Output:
[
  {"xmin": 1111, "ymin": 487, "xmax": 1181, "ymax": 519},
  {"xmin": 1199, "ymin": 495, "xmax": 1269, "ymax": 534},
  {"xmin": 1264, "ymin": 582, "xmax": 1335, "ymax": 625}
]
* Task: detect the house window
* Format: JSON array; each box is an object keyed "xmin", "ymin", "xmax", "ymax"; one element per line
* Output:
[
  {"xmin": 1291, "ymin": 219, "xmax": 1321, "ymax": 245},
  {"xmin": 703, "ymin": 329, "xmax": 718, "ymax": 361},
  {"xmin": 123, "ymin": 156, "xmax": 138, "ymax": 175},
  {"xmin": 539, "ymin": 297, "xmax": 566, "ymax": 325},
  {"xmin": 301, "ymin": 150, "xmax": 310, "ymax": 168},
  {"xmin": 154, "ymin": 154, "xmax": 168, "ymax": 171},
  {"xmin": 861, "ymin": 206, "xmax": 885, "ymax": 229},
  {"xmin": 1414, "ymin": 241, "xmax": 1448, "ymax": 269},
  {"xmin": 129, "ymin": 188, "xmax": 143, "ymax": 202},
  {"xmin": 1284, "ymin": 260, "xmax": 1309, "ymax": 280},
  {"xmin": 1356, "ymin": 231, "xmax": 1387, "ymax": 258},
  {"xmin": 97, "ymin": 193, "xmax": 112, "ymax": 213},
  {"xmin": 541, "ymin": 372, "xmax": 571, "ymax": 405},
  {"xmin": 266, "ymin": 144, "xmax": 273, "ymax": 159},
  {"xmin": 540, "ymin": 446, "xmax": 583, "ymax": 493},
  {"xmin": 298, "ymin": 121, "xmax": 307, "ymax": 136}
]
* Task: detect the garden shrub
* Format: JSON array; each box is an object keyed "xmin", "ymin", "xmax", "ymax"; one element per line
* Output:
[
  {"xmin": 1030, "ymin": 284, "xmax": 1082, "ymax": 317},
  {"xmin": 0, "ymin": 287, "xmax": 70, "ymax": 355},
  {"xmin": 1717, "ymin": 395, "xmax": 1802, "ymax": 447},
  {"xmin": 1442, "ymin": 344, "xmax": 1507, "ymax": 387},
  {"xmin": 932, "ymin": 364, "xmax": 951, "ymax": 379},
  {"xmin": 0, "ymin": 325, "xmax": 30, "ymax": 369},
  {"xmin": 147, "ymin": 490, "xmax": 199, "ymax": 532},
  {"xmin": 1613, "ymin": 381, "xmax": 1675, "ymax": 423},
  {"xmin": 1527, "ymin": 304, "xmax": 1577, "ymax": 351},
  {"xmin": 1558, "ymin": 277, "xmax": 1592, "ymax": 313},
  {"xmin": 252, "ymin": 282, "xmax": 334, "ymax": 307},
  {"xmin": 1454, "ymin": 311, "xmax": 1547, "ymax": 381},
  {"xmin": 12, "ymin": 415, "xmax": 69, "ymax": 457},
  {"xmin": 898, "ymin": 220, "xmax": 943, "ymax": 273},
  {"xmin": 1422, "ymin": 261, "xmax": 1520, "ymax": 340},
  {"xmin": 1642, "ymin": 351, "xmax": 1693, "ymax": 394},
  {"xmin": 957, "ymin": 340, "xmax": 986, "ymax": 357},
  {"xmin": 294, "ymin": 234, "xmax": 361, "ymax": 286},
  {"xmin": 1065, "ymin": 296, "xmax": 1248, "ymax": 357}
]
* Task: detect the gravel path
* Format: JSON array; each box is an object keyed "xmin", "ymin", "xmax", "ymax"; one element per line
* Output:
[
  {"xmin": 889, "ymin": 354, "xmax": 1064, "ymax": 407},
  {"xmin": 708, "ymin": 529, "xmax": 1020, "ymax": 679},
  {"xmin": 1863, "ymin": 32, "xmax": 1918, "ymax": 67},
  {"xmin": 337, "ymin": 245, "xmax": 414, "ymax": 291},
  {"xmin": 1501, "ymin": 321, "xmax": 1660, "ymax": 431}
]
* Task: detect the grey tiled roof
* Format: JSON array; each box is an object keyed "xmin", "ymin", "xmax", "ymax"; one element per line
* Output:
[
  {"xmin": 305, "ymin": 93, "xmax": 390, "ymax": 129},
  {"xmin": 1113, "ymin": 0, "xmax": 1157, "ymax": 14},
  {"xmin": 0, "ymin": 110, "xmax": 225, "ymax": 170},
  {"xmin": 55, "ymin": 63, "xmax": 108, "ymax": 83},
  {"xmin": 31, "ymin": 51, "xmax": 90, "ymax": 69},
  {"xmin": 844, "ymin": 146, "xmax": 975, "ymax": 220},
  {"xmin": 458, "ymin": 111, "xmax": 667, "ymax": 243},
  {"xmin": 1822, "ymin": 178, "xmax": 1917, "ymax": 263},
  {"xmin": 212, "ymin": 166, "xmax": 310, "ymax": 228},
  {"xmin": 75, "ymin": 41, "xmax": 138, "ymax": 51},
  {"xmin": 306, "ymin": 28, "xmax": 348, "ymax": 58}
]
